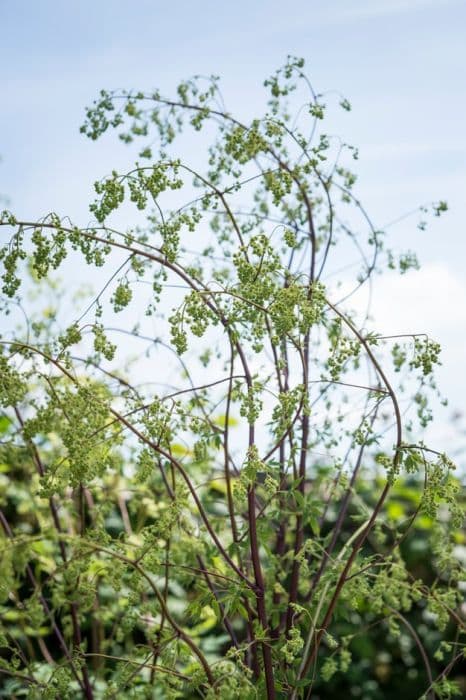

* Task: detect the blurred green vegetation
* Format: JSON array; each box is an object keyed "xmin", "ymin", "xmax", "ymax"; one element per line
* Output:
[{"xmin": 0, "ymin": 409, "xmax": 464, "ymax": 698}]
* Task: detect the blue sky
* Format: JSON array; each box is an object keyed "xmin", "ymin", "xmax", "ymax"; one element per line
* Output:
[{"xmin": 2, "ymin": 0, "xmax": 466, "ymax": 457}]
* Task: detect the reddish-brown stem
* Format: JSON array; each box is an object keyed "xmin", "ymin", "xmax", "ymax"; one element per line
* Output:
[
  {"xmin": 0, "ymin": 509, "xmax": 89, "ymax": 695},
  {"xmin": 13, "ymin": 407, "xmax": 94, "ymax": 699},
  {"xmin": 285, "ymin": 333, "xmax": 310, "ymax": 634},
  {"xmin": 246, "ymin": 423, "xmax": 276, "ymax": 699},
  {"xmin": 304, "ymin": 405, "xmax": 380, "ymax": 604}
]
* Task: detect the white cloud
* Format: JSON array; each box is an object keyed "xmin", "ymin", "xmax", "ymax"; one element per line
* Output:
[
  {"xmin": 362, "ymin": 142, "xmax": 466, "ymax": 160},
  {"xmin": 325, "ymin": 0, "xmax": 459, "ymax": 22},
  {"xmin": 334, "ymin": 264, "xmax": 466, "ymax": 446},
  {"xmin": 363, "ymin": 263, "xmax": 466, "ymax": 334}
]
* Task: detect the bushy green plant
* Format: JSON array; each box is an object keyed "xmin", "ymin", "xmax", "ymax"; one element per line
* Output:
[{"xmin": 0, "ymin": 57, "xmax": 464, "ymax": 699}]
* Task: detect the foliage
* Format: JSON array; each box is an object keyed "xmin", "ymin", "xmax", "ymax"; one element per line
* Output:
[{"xmin": 0, "ymin": 57, "xmax": 464, "ymax": 699}]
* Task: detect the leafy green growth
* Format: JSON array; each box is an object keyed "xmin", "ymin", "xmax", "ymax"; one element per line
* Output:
[{"xmin": 0, "ymin": 57, "xmax": 462, "ymax": 699}]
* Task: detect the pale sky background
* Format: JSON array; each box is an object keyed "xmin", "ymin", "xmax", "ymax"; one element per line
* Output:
[{"xmin": 1, "ymin": 0, "xmax": 465, "ymax": 461}]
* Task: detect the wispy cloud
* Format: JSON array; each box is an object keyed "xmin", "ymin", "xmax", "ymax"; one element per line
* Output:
[
  {"xmin": 324, "ymin": 0, "xmax": 459, "ymax": 22},
  {"xmin": 366, "ymin": 263, "xmax": 466, "ymax": 332},
  {"xmin": 361, "ymin": 142, "xmax": 466, "ymax": 159}
]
